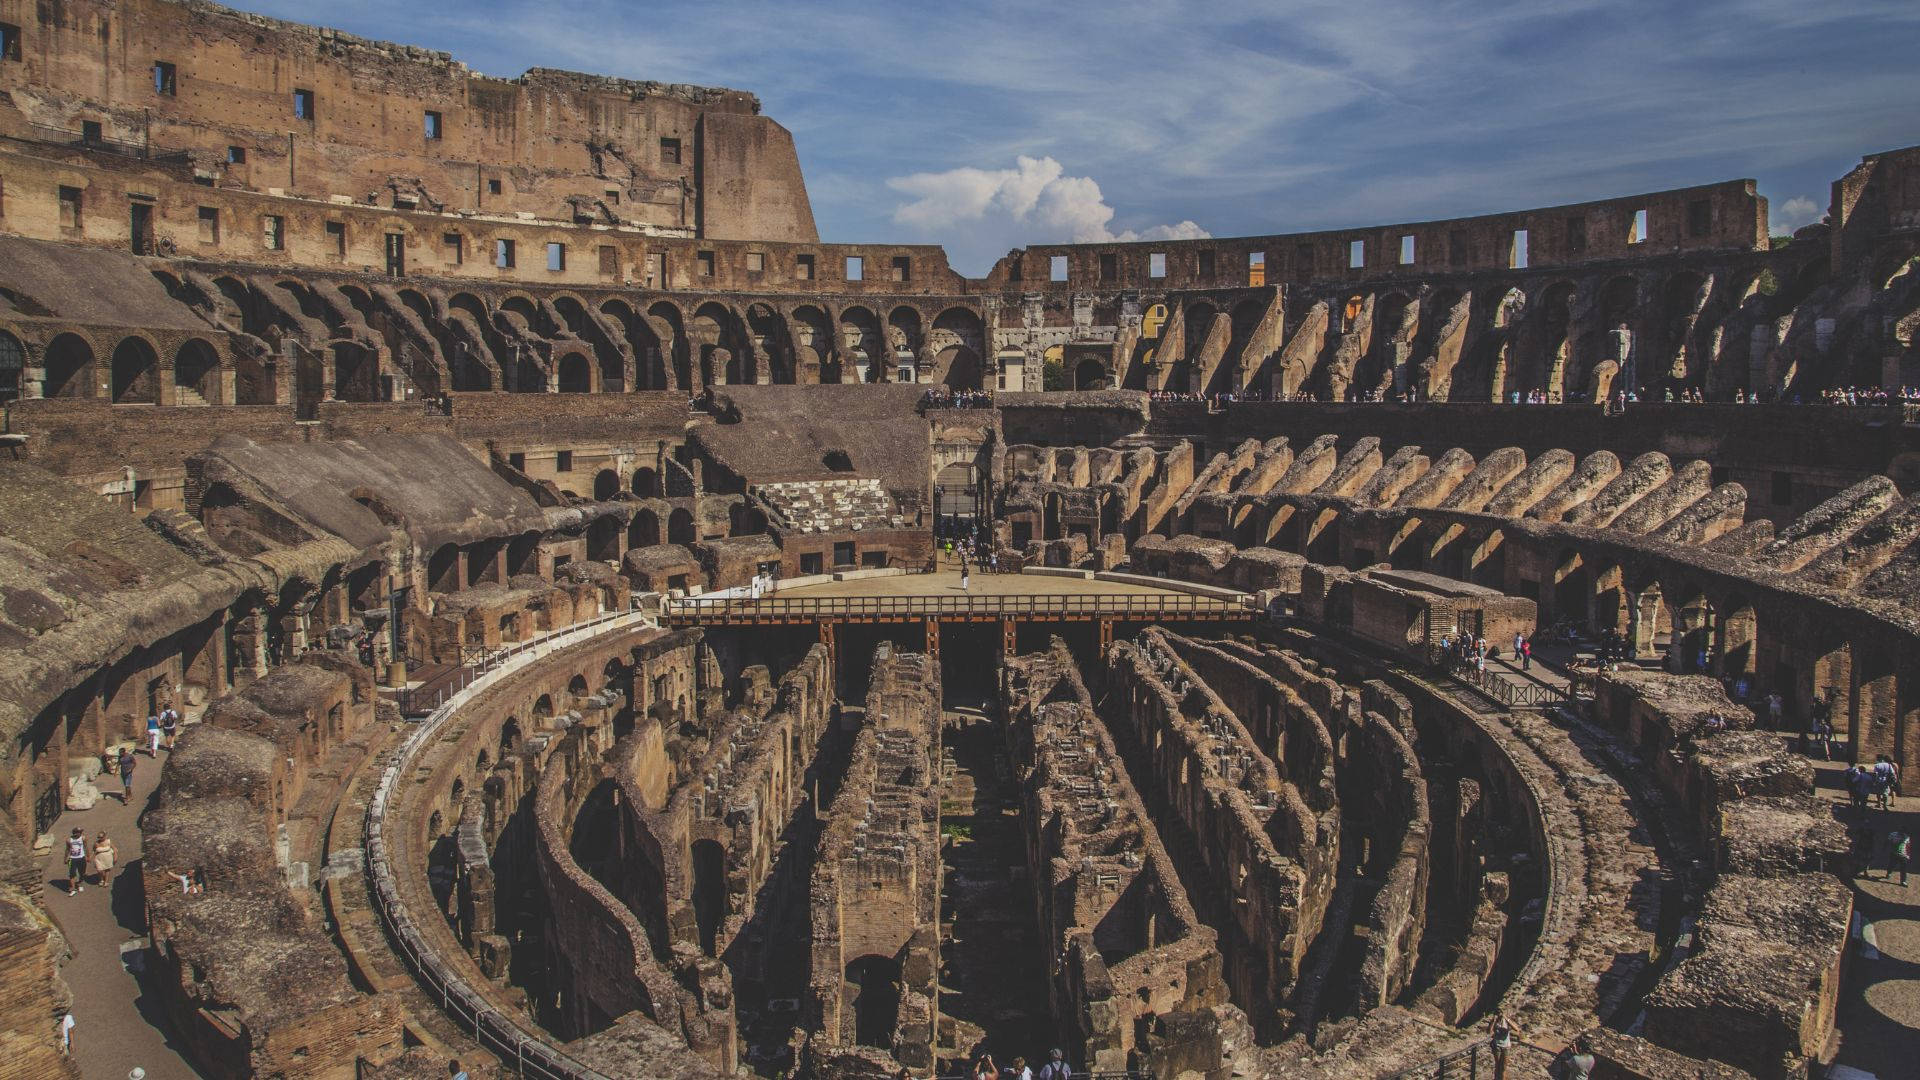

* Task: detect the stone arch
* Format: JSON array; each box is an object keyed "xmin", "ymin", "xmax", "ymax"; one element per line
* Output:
[
  {"xmin": 1074, "ymin": 356, "xmax": 1107, "ymax": 390},
  {"xmin": 690, "ymin": 302, "xmax": 743, "ymax": 387},
  {"xmin": 172, "ymin": 338, "xmax": 221, "ymax": 402},
  {"xmin": 109, "ymin": 336, "xmax": 160, "ymax": 403},
  {"xmin": 629, "ymin": 508, "xmax": 660, "ymax": 548},
  {"xmin": 587, "ymin": 515, "xmax": 621, "ymax": 561},
  {"xmin": 43, "ymin": 333, "xmax": 94, "ymax": 398},
  {"xmin": 646, "ymin": 301, "xmax": 689, "ymax": 390},
  {"xmin": 557, "ymin": 352, "xmax": 593, "ymax": 393},
  {"xmin": 331, "ymin": 341, "xmax": 379, "ymax": 402},
  {"xmin": 790, "ymin": 305, "xmax": 833, "ymax": 383},
  {"xmin": 1354, "ymin": 291, "xmax": 1412, "ymax": 400},
  {"xmin": 604, "ymin": 298, "xmax": 665, "ymax": 390},
  {"xmin": 593, "ymin": 469, "xmax": 621, "ymax": 501},
  {"xmin": 1537, "ymin": 280, "xmax": 1578, "ymax": 400},
  {"xmin": 1657, "ymin": 269, "xmax": 1710, "ymax": 393},
  {"xmin": 632, "ymin": 467, "xmax": 660, "ymax": 498},
  {"xmin": 746, "ymin": 303, "xmax": 791, "ymax": 384},
  {"xmin": 839, "ymin": 306, "xmax": 882, "ymax": 383},
  {"xmin": 668, "ymin": 507, "xmax": 696, "ymax": 545}
]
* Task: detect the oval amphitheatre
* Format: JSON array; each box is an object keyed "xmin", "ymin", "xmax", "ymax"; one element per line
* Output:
[{"xmin": 0, "ymin": 2, "xmax": 1914, "ymax": 1079}]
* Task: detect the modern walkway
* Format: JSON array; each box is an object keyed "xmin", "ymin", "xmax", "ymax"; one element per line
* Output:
[
  {"xmin": 40, "ymin": 738, "xmax": 203, "ymax": 1079},
  {"xmin": 1813, "ymin": 755, "xmax": 1917, "ymax": 1080}
]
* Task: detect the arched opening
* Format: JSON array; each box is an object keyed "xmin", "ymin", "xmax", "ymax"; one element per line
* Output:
[
  {"xmin": 668, "ymin": 507, "xmax": 695, "ymax": 545},
  {"xmin": 747, "ymin": 304, "xmax": 790, "ymax": 384},
  {"xmin": 629, "ymin": 510, "xmax": 660, "ymax": 549},
  {"xmin": 846, "ymin": 954, "xmax": 902, "ymax": 1049},
  {"xmin": 691, "ymin": 839, "xmax": 727, "ymax": 956},
  {"xmin": 647, "ymin": 302, "xmax": 688, "ymax": 390},
  {"xmin": 632, "ymin": 467, "xmax": 660, "ymax": 497},
  {"xmin": 690, "ymin": 303, "xmax": 739, "ymax": 387},
  {"xmin": 568, "ymin": 673, "xmax": 590, "ymax": 699},
  {"xmin": 587, "ymin": 516, "xmax": 621, "ymax": 562},
  {"xmin": 1074, "ymin": 357, "xmax": 1107, "ymax": 390},
  {"xmin": 109, "ymin": 337, "xmax": 160, "ymax": 403},
  {"xmin": 839, "ymin": 307, "xmax": 881, "ymax": 385},
  {"xmin": 532, "ymin": 695, "xmax": 554, "ymax": 722},
  {"xmin": 172, "ymin": 339, "xmax": 220, "ymax": 402},
  {"xmin": 42, "ymin": 334, "xmax": 94, "ymax": 398},
  {"xmin": 593, "ymin": 469, "xmax": 621, "ymax": 501},
  {"xmin": 508, "ymin": 531, "xmax": 541, "ymax": 576},
  {"xmin": 498, "ymin": 718, "xmax": 522, "ymax": 756},
  {"xmin": 791, "ymin": 305, "xmax": 832, "ymax": 383},
  {"xmin": 938, "ymin": 345, "xmax": 981, "ymax": 390},
  {"xmin": 557, "ymin": 353, "xmax": 592, "ymax": 393},
  {"xmin": 331, "ymin": 341, "xmax": 378, "ymax": 402}
]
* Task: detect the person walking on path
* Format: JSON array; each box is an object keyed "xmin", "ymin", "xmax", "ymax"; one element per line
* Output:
[
  {"xmin": 117, "ymin": 747, "xmax": 137, "ymax": 804},
  {"xmin": 144, "ymin": 713, "xmax": 161, "ymax": 757},
  {"xmin": 64, "ymin": 829, "xmax": 88, "ymax": 896},
  {"xmin": 91, "ymin": 832, "xmax": 116, "ymax": 889},
  {"xmin": 1520, "ymin": 637, "xmax": 1532, "ymax": 671},
  {"xmin": 1486, "ymin": 1011, "xmax": 1520, "ymax": 1080},
  {"xmin": 1891, "ymin": 830, "xmax": 1911, "ymax": 886},
  {"xmin": 160, "ymin": 704, "xmax": 179, "ymax": 751}
]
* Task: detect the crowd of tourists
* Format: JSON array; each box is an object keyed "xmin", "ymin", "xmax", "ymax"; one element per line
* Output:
[{"xmin": 922, "ymin": 387, "xmax": 996, "ymax": 409}]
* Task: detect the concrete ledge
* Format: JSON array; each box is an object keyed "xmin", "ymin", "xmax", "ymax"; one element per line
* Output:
[
  {"xmin": 831, "ymin": 567, "xmax": 909, "ymax": 582},
  {"xmin": 1021, "ymin": 566, "xmax": 1095, "ymax": 580}
]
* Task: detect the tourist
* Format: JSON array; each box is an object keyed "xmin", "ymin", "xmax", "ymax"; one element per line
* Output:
[
  {"xmin": 449, "ymin": 1059, "xmax": 469, "ymax": 1080},
  {"xmin": 118, "ymin": 746, "xmax": 137, "ymax": 803},
  {"xmin": 161, "ymin": 701, "xmax": 180, "ymax": 750},
  {"xmin": 1767, "ymin": 691, "xmax": 1783, "ymax": 731},
  {"xmin": 1875, "ymin": 755, "xmax": 1900, "ymax": 808},
  {"xmin": 1567, "ymin": 1037, "xmax": 1596, "ymax": 1079},
  {"xmin": 961, "ymin": 562, "xmax": 971, "ymax": 592},
  {"xmin": 64, "ymin": 829, "xmax": 88, "ymax": 896},
  {"xmin": 1846, "ymin": 765, "xmax": 1870, "ymax": 816},
  {"xmin": 1486, "ymin": 1011, "xmax": 1519, "ymax": 1080},
  {"xmin": 92, "ymin": 831, "xmax": 116, "ymax": 889},
  {"xmin": 146, "ymin": 711, "xmax": 162, "ymax": 757},
  {"xmin": 972, "ymin": 1054, "xmax": 997, "ymax": 1080},
  {"xmin": 1004, "ymin": 1056, "xmax": 1032, "ymax": 1080},
  {"xmin": 1890, "ymin": 830, "xmax": 1911, "ymax": 887},
  {"xmin": 1513, "ymin": 632, "xmax": 1523, "ymax": 657},
  {"xmin": 59, "ymin": 1011, "xmax": 73, "ymax": 1055},
  {"xmin": 1035, "ymin": 1049, "xmax": 1070, "ymax": 1080},
  {"xmin": 1519, "ymin": 636, "xmax": 1532, "ymax": 671}
]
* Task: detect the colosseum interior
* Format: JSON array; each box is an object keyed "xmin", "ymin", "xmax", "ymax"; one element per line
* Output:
[{"xmin": 0, "ymin": 2, "xmax": 1916, "ymax": 1078}]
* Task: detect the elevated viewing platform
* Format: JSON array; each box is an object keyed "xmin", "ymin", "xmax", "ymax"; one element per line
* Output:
[{"xmin": 662, "ymin": 569, "xmax": 1257, "ymax": 626}]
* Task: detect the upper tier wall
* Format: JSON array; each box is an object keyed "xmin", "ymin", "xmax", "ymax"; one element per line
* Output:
[{"xmin": 0, "ymin": 0, "xmax": 816, "ymax": 241}]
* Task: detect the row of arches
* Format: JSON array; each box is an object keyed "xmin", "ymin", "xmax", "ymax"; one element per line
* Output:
[{"xmin": 10, "ymin": 330, "xmax": 228, "ymax": 403}]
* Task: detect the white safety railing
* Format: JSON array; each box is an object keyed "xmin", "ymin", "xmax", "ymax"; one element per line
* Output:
[{"xmin": 364, "ymin": 609, "xmax": 654, "ymax": 1079}]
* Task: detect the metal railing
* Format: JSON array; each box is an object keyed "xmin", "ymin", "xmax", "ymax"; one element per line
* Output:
[
  {"xmin": 364, "ymin": 609, "xmax": 654, "ymax": 1080},
  {"xmin": 1433, "ymin": 653, "xmax": 1569, "ymax": 710},
  {"xmin": 664, "ymin": 591, "xmax": 1255, "ymax": 621}
]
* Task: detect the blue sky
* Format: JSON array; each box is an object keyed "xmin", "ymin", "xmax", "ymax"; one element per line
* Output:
[{"xmin": 248, "ymin": 0, "xmax": 1919, "ymax": 275}]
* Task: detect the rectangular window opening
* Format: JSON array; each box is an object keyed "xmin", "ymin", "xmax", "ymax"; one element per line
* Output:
[
  {"xmin": 226, "ymin": 145, "xmax": 246, "ymax": 164},
  {"xmin": 487, "ymin": 177, "xmax": 502, "ymax": 196},
  {"xmin": 1101, "ymin": 253, "xmax": 1120, "ymax": 283},
  {"xmin": 1629, "ymin": 208, "xmax": 1648, "ymax": 244},
  {"xmin": 1249, "ymin": 250, "xmax": 1267, "ymax": 286},
  {"xmin": 508, "ymin": 452, "xmax": 526, "ymax": 472},
  {"xmin": 1148, "ymin": 252, "xmax": 1166, "ymax": 279},
  {"xmin": 264, "ymin": 215, "xmax": 284, "ymax": 250},
  {"xmin": 546, "ymin": 242, "xmax": 565, "ymax": 272},
  {"xmin": 745, "ymin": 251, "xmax": 764, "ymax": 272},
  {"xmin": 599, "ymin": 245, "xmax": 619, "ymax": 279},
  {"xmin": 1399, "ymin": 234, "xmax": 1415, "ymax": 265},
  {"xmin": 0, "ymin": 23, "xmax": 20, "ymax": 62},
  {"xmin": 1198, "ymin": 250, "xmax": 1215, "ymax": 278},
  {"xmin": 293, "ymin": 88, "xmax": 315, "ymax": 121},
  {"xmin": 891, "ymin": 255, "xmax": 911, "ymax": 282},
  {"xmin": 424, "ymin": 110, "xmax": 442, "ymax": 140},
  {"xmin": 153, "ymin": 61, "xmax": 176, "ymax": 96},
  {"xmin": 81, "ymin": 120, "xmax": 102, "ymax": 146},
  {"xmin": 1509, "ymin": 229, "xmax": 1529, "ymax": 269},
  {"xmin": 1348, "ymin": 239, "xmax": 1365, "ymax": 269},
  {"xmin": 846, "ymin": 255, "xmax": 864, "ymax": 281},
  {"xmin": 1050, "ymin": 254, "xmax": 1068, "ymax": 282},
  {"xmin": 795, "ymin": 253, "xmax": 815, "ymax": 280},
  {"xmin": 659, "ymin": 137, "xmax": 681, "ymax": 165},
  {"xmin": 326, "ymin": 220, "xmax": 347, "ymax": 257},
  {"xmin": 58, "ymin": 185, "xmax": 83, "ymax": 229},
  {"xmin": 494, "ymin": 238, "xmax": 515, "ymax": 268},
  {"xmin": 196, "ymin": 205, "xmax": 218, "ymax": 244},
  {"xmin": 555, "ymin": 450, "xmax": 573, "ymax": 473},
  {"xmin": 443, "ymin": 232, "xmax": 463, "ymax": 265},
  {"xmin": 698, "ymin": 250, "xmax": 716, "ymax": 277}
]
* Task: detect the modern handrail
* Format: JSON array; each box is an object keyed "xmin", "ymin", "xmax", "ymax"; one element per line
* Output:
[
  {"xmin": 365, "ymin": 608, "xmax": 655, "ymax": 1080},
  {"xmin": 664, "ymin": 591, "xmax": 1255, "ymax": 619}
]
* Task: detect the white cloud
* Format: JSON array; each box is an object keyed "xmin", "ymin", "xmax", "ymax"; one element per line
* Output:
[
  {"xmin": 888, "ymin": 155, "xmax": 1211, "ymax": 245},
  {"xmin": 1771, "ymin": 196, "xmax": 1825, "ymax": 235}
]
